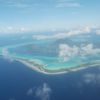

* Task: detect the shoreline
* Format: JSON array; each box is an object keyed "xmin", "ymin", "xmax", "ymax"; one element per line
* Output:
[
  {"xmin": 0, "ymin": 53, "xmax": 100, "ymax": 75},
  {"xmin": 16, "ymin": 58, "xmax": 100, "ymax": 75}
]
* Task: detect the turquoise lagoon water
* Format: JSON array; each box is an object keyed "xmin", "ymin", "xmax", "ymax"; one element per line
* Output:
[
  {"xmin": 4, "ymin": 42, "xmax": 100, "ymax": 70},
  {"xmin": 0, "ymin": 32, "xmax": 100, "ymax": 71}
]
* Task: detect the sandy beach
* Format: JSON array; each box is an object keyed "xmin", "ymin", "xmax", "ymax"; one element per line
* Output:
[{"xmin": 15, "ymin": 57, "xmax": 100, "ymax": 75}]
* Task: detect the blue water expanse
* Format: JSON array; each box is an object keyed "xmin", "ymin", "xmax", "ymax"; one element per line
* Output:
[
  {"xmin": 0, "ymin": 0, "xmax": 100, "ymax": 99},
  {"xmin": 0, "ymin": 57, "xmax": 100, "ymax": 100},
  {"xmin": 0, "ymin": 31, "xmax": 100, "ymax": 100},
  {"xmin": 0, "ymin": 31, "xmax": 100, "ymax": 71}
]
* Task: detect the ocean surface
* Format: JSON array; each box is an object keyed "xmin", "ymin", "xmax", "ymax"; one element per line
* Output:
[
  {"xmin": 0, "ymin": 32, "xmax": 100, "ymax": 100},
  {"xmin": 0, "ymin": 57, "xmax": 100, "ymax": 100},
  {"xmin": 0, "ymin": 32, "xmax": 100, "ymax": 70}
]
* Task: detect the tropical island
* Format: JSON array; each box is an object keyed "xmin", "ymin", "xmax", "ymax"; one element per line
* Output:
[
  {"xmin": 0, "ymin": 37, "xmax": 100, "ymax": 74},
  {"xmin": 17, "ymin": 57, "xmax": 100, "ymax": 74}
]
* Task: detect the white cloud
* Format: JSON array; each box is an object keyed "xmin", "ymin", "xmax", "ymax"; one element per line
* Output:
[
  {"xmin": 33, "ymin": 32, "xmax": 69, "ymax": 40},
  {"xmin": 56, "ymin": 0, "xmax": 81, "ymax": 8},
  {"xmin": 96, "ymin": 30, "xmax": 100, "ymax": 35},
  {"xmin": 32, "ymin": 32, "xmax": 75, "ymax": 40},
  {"xmin": 32, "ymin": 26, "xmax": 92, "ymax": 40},
  {"xmin": 1, "ymin": 48, "xmax": 14, "ymax": 62},
  {"xmin": 0, "ymin": 26, "xmax": 98, "ymax": 35},
  {"xmin": 67, "ymin": 26, "xmax": 91, "ymax": 36},
  {"xmin": 27, "ymin": 88, "xmax": 34, "ymax": 96},
  {"xmin": 74, "ymin": 72, "xmax": 100, "ymax": 89},
  {"xmin": 0, "ymin": 26, "xmax": 31, "ymax": 34},
  {"xmin": 82, "ymin": 73, "xmax": 100, "ymax": 85},
  {"xmin": 33, "ymin": 35, "xmax": 50, "ymax": 40},
  {"xmin": 57, "ymin": 0, "xmax": 74, "ymax": 3},
  {"xmin": 82, "ymin": 44, "xmax": 100, "ymax": 55},
  {"xmin": 7, "ymin": 26, "xmax": 13, "ymax": 30},
  {"xmin": 59, "ymin": 44, "xmax": 79, "ymax": 62},
  {"xmin": 19, "ymin": 27, "xmax": 31, "ymax": 32},
  {"xmin": 35, "ymin": 83, "xmax": 51, "ymax": 100},
  {"xmin": 0, "ymin": 0, "xmax": 29, "ymax": 8},
  {"xmin": 0, "ymin": 0, "xmax": 46, "ymax": 8},
  {"xmin": 27, "ymin": 83, "xmax": 52, "ymax": 100},
  {"xmin": 0, "ymin": 26, "xmax": 14, "ymax": 33},
  {"xmin": 8, "ymin": 3, "xmax": 29, "ymax": 8},
  {"xmin": 56, "ymin": 2, "xmax": 81, "ymax": 8},
  {"xmin": 83, "ymin": 73, "xmax": 96, "ymax": 84},
  {"xmin": 83, "ymin": 26, "xmax": 91, "ymax": 33},
  {"xmin": 21, "ymin": 36, "xmax": 27, "ymax": 39},
  {"xmin": 9, "ymin": 98, "xmax": 16, "ymax": 100},
  {"xmin": 58, "ymin": 44, "xmax": 100, "ymax": 62}
]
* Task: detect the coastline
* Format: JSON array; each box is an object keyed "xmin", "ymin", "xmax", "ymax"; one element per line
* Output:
[
  {"xmin": 0, "ymin": 48, "xmax": 100, "ymax": 75},
  {"xmin": 16, "ymin": 58, "xmax": 100, "ymax": 75}
]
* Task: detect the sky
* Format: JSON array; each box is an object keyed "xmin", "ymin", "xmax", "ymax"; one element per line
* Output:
[{"xmin": 0, "ymin": 0, "xmax": 100, "ymax": 33}]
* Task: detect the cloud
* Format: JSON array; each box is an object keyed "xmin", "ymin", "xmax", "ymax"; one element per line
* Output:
[
  {"xmin": 0, "ymin": 26, "xmax": 31, "ymax": 34},
  {"xmin": 56, "ymin": 0, "xmax": 81, "ymax": 8},
  {"xmin": 83, "ymin": 73, "xmax": 96, "ymax": 84},
  {"xmin": 27, "ymin": 83, "xmax": 52, "ymax": 100},
  {"xmin": 7, "ymin": 26, "xmax": 13, "ymax": 30},
  {"xmin": 59, "ymin": 44, "xmax": 79, "ymax": 62},
  {"xmin": 82, "ymin": 73, "xmax": 100, "ymax": 85},
  {"xmin": 0, "ymin": 0, "xmax": 45, "ymax": 8},
  {"xmin": 82, "ymin": 44, "xmax": 100, "ymax": 55},
  {"xmin": 74, "ymin": 72, "xmax": 100, "ymax": 89},
  {"xmin": 67, "ymin": 26, "xmax": 91, "ymax": 36},
  {"xmin": 0, "ymin": 25, "xmax": 98, "ymax": 35},
  {"xmin": 57, "ymin": 0, "xmax": 74, "ymax": 2},
  {"xmin": 58, "ymin": 44, "xmax": 100, "ymax": 62},
  {"xmin": 0, "ymin": 0, "xmax": 30, "ymax": 8},
  {"xmin": 9, "ymin": 98, "xmax": 16, "ymax": 100},
  {"xmin": 21, "ymin": 36, "xmax": 27, "ymax": 39},
  {"xmin": 0, "ymin": 26, "xmax": 14, "ymax": 33},
  {"xmin": 1, "ymin": 48, "xmax": 14, "ymax": 62},
  {"xmin": 32, "ymin": 26, "xmax": 92, "ymax": 40},
  {"xmin": 96, "ymin": 30, "xmax": 100, "ymax": 35},
  {"xmin": 33, "ymin": 35, "xmax": 51, "ymax": 40},
  {"xmin": 33, "ymin": 33, "xmax": 68, "ymax": 40},
  {"xmin": 35, "ymin": 83, "xmax": 51, "ymax": 100},
  {"xmin": 27, "ymin": 88, "xmax": 34, "ymax": 96},
  {"xmin": 9, "ymin": 3, "xmax": 29, "ymax": 8},
  {"xmin": 56, "ymin": 2, "xmax": 81, "ymax": 8}
]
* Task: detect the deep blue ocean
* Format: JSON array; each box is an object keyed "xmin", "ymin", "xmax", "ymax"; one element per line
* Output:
[
  {"xmin": 0, "ymin": 32, "xmax": 100, "ymax": 100},
  {"xmin": 0, "ymin": 57, "xmax": 100, "ymax": 100}
]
